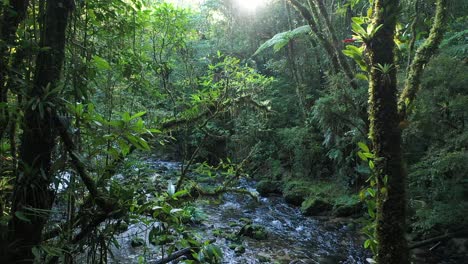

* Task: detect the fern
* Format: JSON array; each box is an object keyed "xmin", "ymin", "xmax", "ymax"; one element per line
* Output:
[
  {"xmin": 253, "ymin": 25, "xmax": 311, "ymax": 56},
  {"xmin": 440, "ymin": 29, "xmax": 468, "ymax": 57}
]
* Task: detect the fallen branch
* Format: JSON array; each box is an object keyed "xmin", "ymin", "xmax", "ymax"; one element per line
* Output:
[
  {"xmin": 149, "ymin": 239, "xmax": 216, "ymax": 264},
  {"xmin": 409, "ymin": 229, "xmax": 468, "ymax": 249},
  {"xmin": 150, "ymin": 247, "xmax": 192, "ymax": 264}
]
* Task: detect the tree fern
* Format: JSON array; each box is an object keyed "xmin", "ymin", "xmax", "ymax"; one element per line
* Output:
[{"xmin": 253, "ymin": 25, "xmax": 311, "ymax": 56}]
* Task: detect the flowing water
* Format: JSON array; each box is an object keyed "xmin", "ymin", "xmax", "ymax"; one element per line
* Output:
[{"xmin": 109, "ymin": 159, "xmax": 370, "ymax": 264}]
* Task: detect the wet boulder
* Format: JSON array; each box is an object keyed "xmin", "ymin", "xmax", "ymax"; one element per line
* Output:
[
  {"xmin": 256, "ymin": 180, "xmax": 282, "ymax": 196},
  {"xmin": 301, "ymin": 197, "xmax": 333, "ymax": 216},
  {"xmin": 333, "ymin": 199, "xmax": 363, "ymax": 217},
  {"xmin": 283, "ymin": 184, "xmax": 310, "ymax": 206}
]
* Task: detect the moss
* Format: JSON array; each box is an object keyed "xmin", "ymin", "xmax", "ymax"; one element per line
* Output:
[
  {"xmin": 234, "ymin": 245, "xmax": 246, "ymax": 254},
  {"xmin": 301, "ymin": 197, "xmax": 333, "ymax": 216},
  {"xmin": 332, "ymin": 195, "xmax": 363, "ymax": 217},
  {"xmin": 238, "ymin": 224, "xmax": 268, "ymax": 240},
  {"xmin": 282, "ymin": 181, "xmax": 310, "ymax": 206},
  {"xmin": 256, "ymin": 180, "xmax": 282, "ymax": 196}
]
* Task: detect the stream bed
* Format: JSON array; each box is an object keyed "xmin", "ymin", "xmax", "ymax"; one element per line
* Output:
[
  {"xmin": 109, "ymin": 159, "xmax": 370, "ymax": 263},
  {"xmin": 105, "ymin": 158, "xmax": 466, "ymax": 264}
]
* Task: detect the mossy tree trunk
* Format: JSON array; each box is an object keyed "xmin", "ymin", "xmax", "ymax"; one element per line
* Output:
[
  {"xmin": 7, "ymin": 0, "xmax": 73, "ymax": 262},
  {"xmin": 367, "ymin": 0, "xmax": 409, "ymax": 263}
]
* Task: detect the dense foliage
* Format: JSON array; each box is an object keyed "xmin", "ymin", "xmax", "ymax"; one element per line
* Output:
[{"xmin": 0, "ymin": 0, "xmax": 466, "ymax": 263}]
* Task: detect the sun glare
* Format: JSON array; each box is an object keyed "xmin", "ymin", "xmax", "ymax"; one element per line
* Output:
[{"xmin": 236, "ymin": 0, "xmax": 267, "ymax": 12}]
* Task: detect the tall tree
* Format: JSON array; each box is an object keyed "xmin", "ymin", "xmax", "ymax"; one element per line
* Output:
[
  {"xmin": 366, "ymin": 0, "xmax": 447, "ymax": 263},
  {"xmin": 6, "ymin": 0, "xmax": 74, "ymax": 262}
]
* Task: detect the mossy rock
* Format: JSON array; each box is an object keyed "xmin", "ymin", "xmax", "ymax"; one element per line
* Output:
[
  {"xmin": 238, "ymin": 224, "xmax": 268, "ymax": 240},
  {"xmin": 333, "ymin": 199, "xmax": 363, "ymax": 217},
  {"xmin": 301, "ymin": 197, "xmax": 333, "ymax": 216},
  {"xmin": 130, "ymin": 237, "xmax": 145, "ymax": 248},
  {"xmin": 229, "ymin": 243, "xmax": 240, "ymax": 250},
  {"xmin": 234, "ymin": 245, "xmax": 246, "ymax": 254},
  {"xmin": 256, "ymin": 180, "xmax": 282, "ymax": 196},
  {"xmin": 283, "ymin": 185, "xmax": 310, "ymax": 206}
]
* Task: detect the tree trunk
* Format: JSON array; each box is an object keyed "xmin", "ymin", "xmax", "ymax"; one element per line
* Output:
[
  {"xmin": 367, "ymin": 0, "xmax": 409, "ymax": 263},
  {"xmin": 7, "ymin": 0, "xmax": 73, "ymax": 262}
]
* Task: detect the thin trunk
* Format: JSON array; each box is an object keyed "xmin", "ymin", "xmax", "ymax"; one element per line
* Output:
[
  {"xmin": 310, "ymin": 0, "xmax": 357, "ymax": 88},
  {"xmin": 7, "ymin": 1, "xmax": 73, "ymax": 262},
  {"xmin": 398, "ymin": 0, "xmax": 448, "ymax": 119},
  {"xmin": 285, "ymin": 0, "xmax": 306, "ymax": 120}
]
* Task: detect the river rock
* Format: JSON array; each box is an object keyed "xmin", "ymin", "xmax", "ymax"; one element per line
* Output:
[
  {"xmin": 130, "ymin": 237, "xmax": 145, "ymax": 248},
  {"xmin": 284, "ymin": 190, "xmax": 307, "ymax": 206},
  {"xmin": 283, "ymin": 182, "xmax": 310, "ymax": 206},
  {"xmin": 238, "ymin": 223, "xmax": 268, "ymax": 240},
  {"xmin": 301, "ymin": 197, "xmax": 333, "ymax": 216},
  {"xmin": 256, "ymin": 180, "xmax": 282, "ymax": 196},
  {"xmin": 234, "ymin": 245, "xmax": 246, "ymax": 254},
  {"xmin": 333, "ymin": 200, "xmax": 363, "ymax": 217}
]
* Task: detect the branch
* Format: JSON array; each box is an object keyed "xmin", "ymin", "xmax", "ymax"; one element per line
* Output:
[
  {"xmin": 310, "ymin": 0, "xmax": 357, "ymax": 88},
  {"xmin": 398, "ymin": 0, "xmax": 448, "ymax": 120},
  {"xmin": 409, "ymin": 229, "xmax": 468, "ymax": 249},
  {"xmin": 161, "ymin": 95, "xmax": 272, "ymax": 131},
  {"xmin": 288, "ymin": 0, "xmax": 357, "ymax": 88},
  {"xmin": 54, "ymin": 113, "xmax": 116, "ymax": 212},
  {"xmin": 149, "ymin": 239, "xmax": 216, "ymax": 264}
]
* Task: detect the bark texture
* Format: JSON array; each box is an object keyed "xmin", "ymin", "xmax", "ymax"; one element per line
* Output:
[
  {"xmin": 367, "ymin": 0, "xmax": 409, "ymax": 263},
  {"xmin": 7, "ymin": 0, "xmax": 73, "ymax": 262},
  {"xmin": 398, "ymin": 0, "xmax": 448, "ymax": 119}
]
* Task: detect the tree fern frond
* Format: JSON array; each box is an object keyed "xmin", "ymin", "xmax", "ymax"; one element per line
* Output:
[{"xmin": 253, "ymin": 25, "xmax": 311, "ymax": 56}]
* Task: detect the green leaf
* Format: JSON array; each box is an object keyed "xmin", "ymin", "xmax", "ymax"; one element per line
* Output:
[
  {"xmin": 351, "ymin": 21, "xmax": 367, "ymax": 39},
  {"xmin": 173, "ymin": 190, "xmax": 188, "ymax": 198},
  {"xmin": 254, "ymin": 25, "xmax": 311, "ymax": 56},
  {"xmin": 364, "ymin": 239, "xmax": 371, "ymax": 248},
  {"xmin": 367, "ymin": 188, "xmax": 376, "ymax": 197},
  {"xmin": 368, "ymin": 206, "xmax": 376, "ymax": 218},
  {"xmin": 130, "ymin": 111, "xmax": 146, "ymax": 120},
  {"xmin": 355, "ymin": 73, "xmax": 368, "ymax": 81},
  {"xmin": 92, "ymin": 55, "xmax": 111, "ymax": 70},
  {"xmin": 358, "ymin": 142, "xmax": 370, "ymax": 152},
  {"xmin": 351, "ymin": 17, "xmax": 365, "ymax": 24},
  {"xmin": 358, "ymin": 151, "xmax": 368, "ymax": 161}
]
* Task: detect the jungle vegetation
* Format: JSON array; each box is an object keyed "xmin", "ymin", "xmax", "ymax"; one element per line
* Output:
[{"xmin": 0, "ymin": 0, "xmax": 466, "ymax": 263}]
